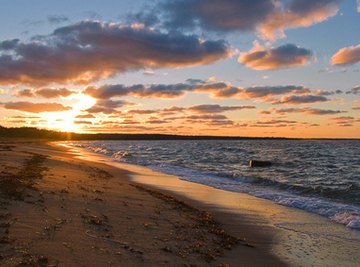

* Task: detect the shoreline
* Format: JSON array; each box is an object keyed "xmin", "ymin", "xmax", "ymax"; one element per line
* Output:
[
  {"xmin": 61, "ymin": 140, "xmax": 360, "ymax": 267},
  {"xmin": 0, "ymin": 140, "xmax": 286, "ymax": 266}
]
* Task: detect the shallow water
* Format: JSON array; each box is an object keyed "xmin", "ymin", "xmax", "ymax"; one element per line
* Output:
[{"xmin": 68, "ymin": 139, "xmax": 360, "ymax": 230}]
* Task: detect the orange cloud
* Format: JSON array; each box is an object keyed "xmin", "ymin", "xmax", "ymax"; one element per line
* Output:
[
  {"xmin": 0, "ymin": 21, "xmax": 232, "ymax": 86},
  {"xmin": 330, "ymin": 116, "xmax": 359, "ymax": 127},
  {"xmin": 239, "ymin": 43, "xmax": 313, "ymax": 70},
  {"xmin": 258, "ymin": 0, "xmax": 341, "ymax": 40},
  {"xmin": 331, "ymin": 44, "xmax": 360, "ymax": 65},
  {"xmin": 2, "ymin": 102, "xmax": 72, "ymax": 113},
  {"xmin": 14, "ymin": 88, "xmax": 75, "ymax": 98}
]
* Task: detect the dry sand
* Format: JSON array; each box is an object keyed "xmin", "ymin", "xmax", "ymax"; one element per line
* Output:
[{"xmin": 0, "ymin": 141, "xmax": 285, "ymax": 267}]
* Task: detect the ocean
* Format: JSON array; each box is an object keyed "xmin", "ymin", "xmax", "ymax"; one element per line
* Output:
[{"xmin": 68, "ymin": 139, "xmax": 360, "ymax": 230}]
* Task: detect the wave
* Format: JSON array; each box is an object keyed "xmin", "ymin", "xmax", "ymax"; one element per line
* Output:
[{"xmin": 68, "ymin": 140, "xmax": 360, "ymax": 230}]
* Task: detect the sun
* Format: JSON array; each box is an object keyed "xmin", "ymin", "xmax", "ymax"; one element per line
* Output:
[{"xmin": 41, "ymin": 93, "xmax": 97, "ymax": 132}]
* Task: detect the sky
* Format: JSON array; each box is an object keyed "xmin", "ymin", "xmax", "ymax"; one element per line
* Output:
[{"xmin": 0, "ymin": 0, "xmax": 359, "ymax": 138}]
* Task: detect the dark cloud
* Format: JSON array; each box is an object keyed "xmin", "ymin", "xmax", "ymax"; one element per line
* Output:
[
  {"xmin": 124, "ymin": 104, "xmax": 254, "ymax": 120},
  {"xmin": 331, "ymin": 43, "xmax": 360, "ymax": 65},
  {"xmin": 85, "ymin": 80, "xmax": 312, "ymax": 101},
  {"xmin": 157, "ymin": 0, "xmax": 341, "ymax": 39},
  {"xmin": 274, "ymin": 95, "xmax": 328, "ymax": 104},
  {"xmin": 127, "ymin": 109, "xmax": 159, "ymax": 115},
  {"xmin": 251, "ymin": 119, "xmax": 298, "ymax": 127},
  {"xmin": 0, "ymin": 21, "xmax": 231, "ymax": 85},
  {"xmin": 161, "ymin": 0, "xmax": 275, "ymax": 32},
  {"xmin": 274, "ymin": 107, "xmax": 345, "ymax": 115},
  {"xmin": 346, "ymin": 86, "xmax": 360, "ymax": 94},
  {"xmin": 188, "ymin": 104, "xmax": 255, "ymax": 113},
  {"xmin": 127, "ymin": 10, "xmax": 159, "ymax": 27},
  {"xmin": 0, "ymin": 39, "xmax": 19, "ymax": 50},
  {"xmin": 239, "ymin": 44, "xmax": 313, "ymax": 70},
  {"xmin": 85, "ymin": 81, "xmax": 233, "ymax": 99},
  {"xmin": 330, "ymin": 116, "xmax": 359, "ymax": 127},
  {"xmin": 241, "ymin": 85, "xmax": 310, "ymax": 98},
  {"xmin": 184, "ymin": 114, "xmax": 234, "ymax": 126},
  {"xmin": 85, "ymin": 99, "xmax": 135, "ymax": 114},
  {"xmin": 315, "ymin": 89, "xmax": 343, "ymax": 96},
  {"xmin": 288, "ymin": 0, "xmax": 342, "ymax": 14},
  {"xmin": 146, "ymin": 117, "xmax": 169, "ymax": 124},
  {"xmin": 2, "ymin": 101, "xmax": 72, "ymax": 113},
  {"xmin": 84, "ymin": 83, "xmax": 189, "ymax": 99}
]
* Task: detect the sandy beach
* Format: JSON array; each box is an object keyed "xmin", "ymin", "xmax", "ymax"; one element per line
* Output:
[{"xmin": 0, "ymin": 141, "xmax": 288, "ymax": 267}]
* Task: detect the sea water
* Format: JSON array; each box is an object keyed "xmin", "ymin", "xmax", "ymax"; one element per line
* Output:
[{"xmin": 68, "ymin": 139, "xmax": 360, "ymax": 230}]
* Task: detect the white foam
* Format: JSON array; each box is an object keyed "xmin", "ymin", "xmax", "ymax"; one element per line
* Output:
[{"xmin": 68, "ymin": 141, "xmax": 360, "ymax": 231}]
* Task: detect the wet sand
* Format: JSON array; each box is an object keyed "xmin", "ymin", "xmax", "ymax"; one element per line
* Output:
[
  {"xmin": 63, "ymin": 141, "xmax": 360, "ymax": 267},
  {"xmin": 0, "ymin": 141, "xmax": 286, "ymax": 267}
]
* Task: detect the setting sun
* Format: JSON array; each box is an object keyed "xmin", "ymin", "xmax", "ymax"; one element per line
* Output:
[{"xmin": 40, "ymin": 93, "xmax": 96, "ymax": 132}]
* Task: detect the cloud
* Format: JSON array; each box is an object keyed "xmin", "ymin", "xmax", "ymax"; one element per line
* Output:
[
  {"xmin": 358, "ymin": 0, "xmax": 360, "ymax": 12},
  {"xmin": 158, "ymin": 0, "xmax": 341, "ymax": 40},
  {"xmin": 35, "ymin": 88, "xmax": 75, "ymax": 98},
  {"xmin": 259, "ymin": 0, "xmax": 342, "ymax": 40},
  {"xmin": 75, "ymin": 114, "xmax": 96, "ymax": 119},
  {"xmin": 85, "ymin": 81, "xmax": 238, "ymax": 99},
  {"xmin": 14, "ymin": 89, "xmax": 34, "ymax": 97},
  {"xmin": 47, "ymin": 15, "xmax": 69, "ymax": 24},
  {"xmin": 161, "ymin": 0, "xmax": 275, "ymax": 32},
  {"xmin": 346, "ymin": 85, "xmax": 360, "ymax": 94},
  {"xmin": 143, "ymin": 69, "xmax": 155, "ymax": 76},
  {"xmin": 0, "ymin": 21, "xmax": 232, "ymax": 85},
  {"xmin": 2, "ymin": 102, "xmax": 72, "ymax": 113},
  {"xmin": 184, "ymin": 114, "xmax": 234, "ymax": 126},
  {"xmin": 0, "ymin": 39, "xmax": 19, "ymax": 50},
  {"xmin": 274, "ymin": 94, "xmax": 328, "ymax": 104},
  {"xmin": 74, "ymin": 120, "xmax": 93, "ymax": 125},
  {"xmin": 85, "ymin": 99, "xmax": 135, "ymax": 114},
  {"xmin": 331, "ymin": 44, "xmax": 360, "ymax": 65},
  {"xmin": 240, "ymin": 85, "xmax": 310, "ymax": 98},
  {"xmin": 85, "ymin": 80, "xmax": 312, "ymax": 101},
  {"xmin": 330, "ymin": 116, "xmax": 359, "ymax": 127},
  {"xmin": 125, "ymin": 104, "xmax": 254, "ymax": 119},
  {"xmin": 15, "ymin": 88, "xmax": 76, "ymax": 98},
  {"xmin": 239, "ymin": 43, "xmax": 313, "ymax": 70},
  {"xmin": 188, "ymin": 104, "xmax": 255, "ymax": 113},
  {"xmin": 251, "ymin": 119, "xmax": 298, "ymax": 127},
  {"xmin": 127, "ymin": 109, "xmax": 159, "ymax": 115},
  {"xmin": 85, "ymin": 83, "xmax": 189, "ymax": 99},
  {"xmin": 274, "ymin": 107, "xmax": 345, "ymax": 115},
  {"xmin": 146, "ymin": 117, "xmax": 169, "ymax": 124},
  {"xmin": 314, "ymin": 89, "xmax": 343, "ymax": 96}
]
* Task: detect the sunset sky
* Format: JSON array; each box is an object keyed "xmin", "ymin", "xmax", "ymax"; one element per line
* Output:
[{"xmin": 0, "ymin": 0, "xmax": 359, "ymax": 138}]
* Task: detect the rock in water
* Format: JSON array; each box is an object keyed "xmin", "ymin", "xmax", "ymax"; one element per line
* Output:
[{"xmin": 249, "ymin": 160, "xmax": 272, "ymax": 167}]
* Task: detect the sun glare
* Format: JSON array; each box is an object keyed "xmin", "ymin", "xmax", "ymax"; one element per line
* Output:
[{"xmin": 42, "ymin": 93, "xmax": 96, "ymax": 132}]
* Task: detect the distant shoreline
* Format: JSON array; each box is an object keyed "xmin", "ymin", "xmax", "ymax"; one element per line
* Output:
[{"xmin": 1, "ymin": 126, "xmax": 359, "ymax": 140}]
